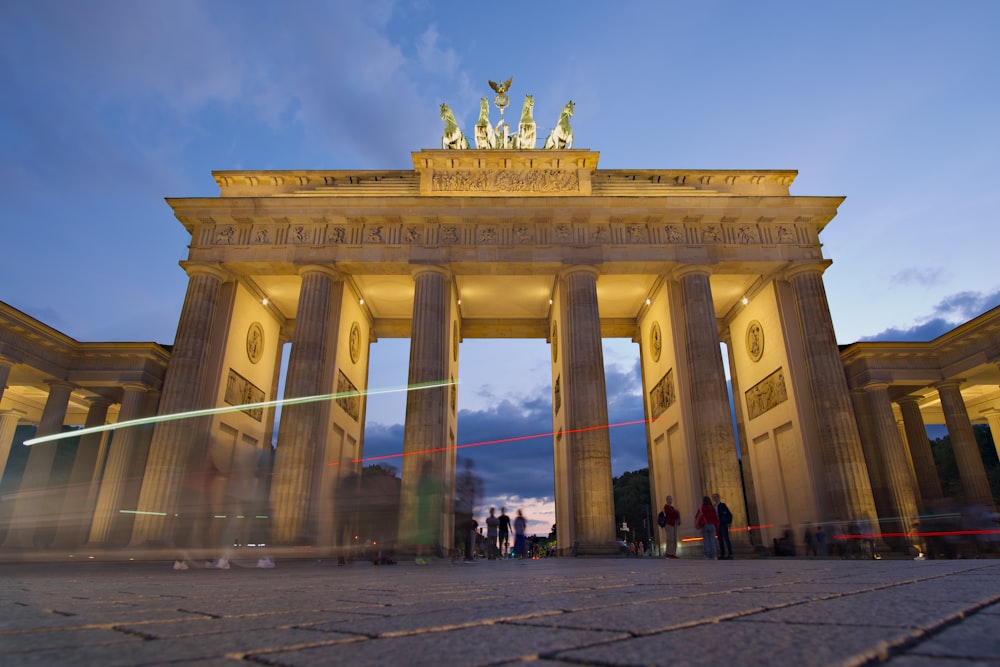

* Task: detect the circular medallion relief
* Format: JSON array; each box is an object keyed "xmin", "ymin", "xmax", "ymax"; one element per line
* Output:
[
  {"xmin": 551, "ymin": 321, "xmax": 559, "ymax": 364},
  {"xmin": 746, "ymin": 320, "xmax": 764, "ymax": 362},
  {"xmin": 349, "ymin": 322, "xmax": 361, "ymax": 364},
  {"xmin": 650, "ymin": 321, "xmax": 662, "ymax": 362},
  {"xmin": 246, "ymin": 322, "xmax": 264, "ymax": 364}
]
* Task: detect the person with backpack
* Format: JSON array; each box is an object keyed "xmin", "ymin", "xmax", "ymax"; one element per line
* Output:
[
  {"xmin": 712, "ymin": 493, "xmax": 734, "ymax": 560},
  {"xmin": 659, "ymin": 495, "xmax": 681, "ymax": 559}
]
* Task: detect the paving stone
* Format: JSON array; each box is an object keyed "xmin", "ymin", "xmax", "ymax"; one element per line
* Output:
[
  {"xmin": 906, "ymin": 611, "xmax": 1000, "ymax": 661},
  {"xmin": 553, "ymin": 618, "xmax": 917, "ymax": 666},
  {"xmin": 730, "ymin": 587, "xmax": 988, "ymax": 629},
  {"xmin": 255, "ymin": 622, "xmax": 627, "ymax": 667}
]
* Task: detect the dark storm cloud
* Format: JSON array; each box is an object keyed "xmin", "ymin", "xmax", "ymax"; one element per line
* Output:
[{"xmin": 861, "ymin": 288, "xmax": 1000, "ymax": 342}]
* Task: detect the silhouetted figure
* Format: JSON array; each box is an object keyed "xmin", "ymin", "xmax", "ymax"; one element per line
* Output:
[
  {"xmin": 485, "ymin": 507, "xmax": 499, "ymax": 559},
  {"xmin": 454, "ymin": 459, "xmax": 480, "ymax": 562},
  {"xmin": 513, "ymin": 509, "xmax": 527, "ymax": 558},
  {"xmin": 333, "ymin": 471, "xmax": 360, "ymax": 565},
  {"xmin": 712, "ymin": 493, "xmax": 733, "ymax": 559},
  {"xmin": 661, "ymin": 495, "xmax": 681, "ymax": 559},
  {"xmin": 498, "ymin": 507, "xmax": 512, "ymax": 557}
]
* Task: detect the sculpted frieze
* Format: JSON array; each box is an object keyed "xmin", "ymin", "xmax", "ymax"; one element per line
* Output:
[
  {"xmin": 745, "ymin": 367, "xmax": 788, "ymax": 421},
  {"xmin": 431, "ymin": 169, "xmax": 580, "ymax": 193},
  {"xmin": 649, "ymin": 369, "xmax": 675, "ymax": 419}
]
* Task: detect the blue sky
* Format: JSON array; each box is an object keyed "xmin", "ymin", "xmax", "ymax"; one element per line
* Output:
[{"xmin": 2, "ymin": 1, "xmax": 999, "ymax": 535}]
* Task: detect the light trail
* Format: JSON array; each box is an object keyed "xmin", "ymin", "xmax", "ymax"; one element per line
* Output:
[
  {"xmin": 327, "ymin": 418, "xmax": 655, "ymax": 466},
  {"xmin": 23, "ymin": 380, "xmax": 454, "ymax": 447}
]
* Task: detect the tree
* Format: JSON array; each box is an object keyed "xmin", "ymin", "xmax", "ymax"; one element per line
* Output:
[
  {"xmin": 930, "ymin": 425, "xmax": 1000, "ymax": 503},
  {"xmin": 612, "ymin": 468, "xmax": 652, "ymax": 549}
]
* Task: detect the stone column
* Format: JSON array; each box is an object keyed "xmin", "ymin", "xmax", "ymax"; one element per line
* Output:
[
  {"xmin": 863, "ymin": 383, "xmax": 919, "ymax": 538},
  {"xmin": 898, "ymin": 397, "xmax": 943, "ymax": 505},
  {"xmin": 271, "ymin": 266, "xmax": 342, "ymax": 545},
  {"xmin": 0, "ymin": 355, "xmax": 12, "ymax": 405},
  {"xmin": 551, "ymin": 266, "xmax": 616, "ymax": 554},
  {"xmin": 3, "ymin": 380, "xmax": 75, "ymax": 549},
  {"xmin": 52, "ymin": 396, "xmax": 112, "ymax": 548},
  {"xmin": 675, "ymin": 267, "xmax": 746, "ymax": 536},
  {"xmin": 86, "ymin": 384, "xmax": 148, "ymax": 547},
  {"xmin": 398, "ymin": 266, "xmax": 454, "ymax": 552},
  {"xmin": 131, "ymin": 264, "xmax": 227, "ymax": 546},
  {"xmin": 723, "ymin": 330, "xmax": 760, "ymax": 545},
  {"xmin": 0, "ymin": 409, "xmax": 23, "ymax": 482},
  {"xmin": 786, "ymin": 264, "xmax": 878, "ymax": 524},
  {"xmin": 984, "ymin": 408, "xmax": 1000, "ymax": 465},
  {"xmin": 936, "ymin": 380, "xmax": 994, "ymax": 508}
]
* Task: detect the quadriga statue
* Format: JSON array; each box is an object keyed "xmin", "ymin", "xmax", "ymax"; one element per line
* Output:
[
  {"xmin": 440, "ymin": 103, "xmax": 469, "ymax": 150},
  {"xmin": 474, "ymin": 98, "xmax": 496, "ymax": 149},
  {"xmin": 514, "ymin": 94, "xmax": 536, "ymax": 149},
  {"xmin": 544, "ymin": 101, "xmax": 574, "ymax": 150}
]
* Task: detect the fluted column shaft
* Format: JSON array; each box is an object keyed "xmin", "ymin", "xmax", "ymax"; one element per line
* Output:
[
  {"xmin": 788, "ymin": 266, "xmax": 877, "ymax": 522},
  {"xmin": 52, "ymin": 397, "xmax": 112, "ymax": 548},
  {"xmin": 898, "ymin": 398, "xmax": 943, "ymax": 505},
  {"xmin": 0, "ymin": 357, "xmax": 11, "ymax": 405},
  {"xmin": 3, "ymin": 380, "xmax": 74, "ymax": 548},
  {"xmin": 936, "ymin": 381, "xmax": 994, "ymax": 508},
  {"xmin": 131, "ymin": 265, "xmax": 225, "ymax": 545},
  {"xmin": 0, "ymin": 410, "xmax": 22, "ymax": 483},
  {"xmin": 398, "ymin": 267, "xmax": 452, "ymax": 549},
  {"xmin": 271, "ymin": 266, "xmax": 341, "ymax": 545},
  {"xmin": 559, "ymin": 266, "xmax": 616, "ymax": 553},
  {"xmin": 864, "ymin": 384, "xmax": 919, "ymax": 536},
  {"xmin": 87, "ymin": 385, "xmax": 148, "ymax": 546},
  {"xmin": 676, "ymin": 268, "xmax": 746, "ymax": 532}
]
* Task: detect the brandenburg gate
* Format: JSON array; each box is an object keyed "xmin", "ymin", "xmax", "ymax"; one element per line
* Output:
[
  {"xmin": 117, "ymin": 88, "xmax": 887, "ymax": 556},
  {"xmin": 26, "ymin": 87, "xmax": 996, "ymax": 559}
]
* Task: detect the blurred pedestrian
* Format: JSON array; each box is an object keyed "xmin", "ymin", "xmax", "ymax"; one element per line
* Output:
[
  {"xmin": 414, "ymin": 461, "xmax": 442, "ymax": 564},
  {"xmin": 513, "ymin": 509, "xmax": 527, "ymax": 558},
  {"xmin": 485, "ymin": 507, "xmax": 499, "ymax": 560},
  {"xmin": 498, "ymin": 507, "xmax": 512, "ymax": 557}
]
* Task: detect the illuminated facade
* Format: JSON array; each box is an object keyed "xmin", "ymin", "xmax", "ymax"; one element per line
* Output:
[{"xmin": 2, "ymin": 148, "xmax": 997, "ymax": 557}]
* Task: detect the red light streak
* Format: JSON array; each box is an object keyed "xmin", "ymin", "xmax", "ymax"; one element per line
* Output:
[{"xmin": 328, "ymin": 417, "xmax": 654, "ymax": 466}]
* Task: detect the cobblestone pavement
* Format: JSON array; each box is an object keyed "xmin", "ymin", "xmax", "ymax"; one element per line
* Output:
[{"xmin": 1, "ymin": 556, "xmax": 999, "ymax": 666}]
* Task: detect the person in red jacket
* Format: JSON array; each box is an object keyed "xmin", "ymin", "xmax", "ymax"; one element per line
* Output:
[{"xmin": 695, "ymin": 496, "xmax": 720, "ymax": 560}]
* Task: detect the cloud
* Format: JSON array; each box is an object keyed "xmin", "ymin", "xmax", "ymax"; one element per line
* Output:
[
  {"xmin": 862, "ymin": 288, "xmax": 1000, "ymax": 342},
  {"xmin": 890, "ymin": 268, "xmax": 947, "ymax": 288}
]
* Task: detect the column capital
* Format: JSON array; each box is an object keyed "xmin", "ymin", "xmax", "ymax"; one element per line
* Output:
[
  {"xmin": 558, "ymin": 264, "xmax": 600, "ymax": 280},
  {"xmin": 0, "ymin": 408, "xmax": 26, "ymax": 420},
  {"xmin": 44, "ymin": 379, "xmax": 76, "ymax": 392},
  {"xmin": 896, "ymin": 395, "xmax": 923, "ymax": 408},
  {"xmin": 179, "ymin": 261, "xmax": 229, "ymax": 281},
  {"xmin": 671, "ymin": 264, "xmax": 712, "ymax": 281},
  {"xmin": 861, "ymin": 381, "xmax": 892, "ymax": 393},
  {"xmin": 934, "ymin": 379, "xmax": 965, "ymax": 392},
  {"xmin": 783, "ymin": 260, "xmax": 833, "ymax": 281},
  {"xmin": 85, "ymin": 395, "xmax": 114, "ymax": 409},
  {"xmin": 297, "ymin": 264, "xmax": 343, "ymax": 280},
  {"xmin": 410, "ymin": 264, "xmax": 452, "ymax": 280}
]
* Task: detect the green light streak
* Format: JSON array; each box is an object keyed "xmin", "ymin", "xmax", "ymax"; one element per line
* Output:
[
  {"xmin": 118, "ymin": 509, "xmax": 168, "ymax": 516},
  {"xmin": 23, "ymin": 380, "xmax": 453, "ymax": 447}
]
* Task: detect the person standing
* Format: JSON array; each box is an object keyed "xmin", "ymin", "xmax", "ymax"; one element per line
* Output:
[
  {"xmin": 513, "ymin": 509, "xmax": 527, "ymax": 558},
  {"xmin": 712, "ymin": 493, "xmax": 734, "ymax": 560},
  {"xmin": 661, "ymin": 496, "xmax": 681, "ymax": 559},
  {"xmin": 485, "ymin": 507, "xmax": 499, "ymax": 560},
  {"xmin": 695, "ymin": 496, "xmax": 720, "ymax": 560},
  {"xmin": 498, "ymin": 507, "xmax": 512, "ymax": 558}
]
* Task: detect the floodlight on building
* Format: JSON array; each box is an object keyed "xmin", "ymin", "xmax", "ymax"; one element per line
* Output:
[
  {"xmin": 261, "ymin": 297, "xmax": 268, "ymax": 306},
  {"xmin": 359, "ymin": 298, "xmax": 364, "ymax": 305},
  {"xmin": 742, "ymin": 297, "xmax": 749, "ymax": 305},
  {"xmin": 646, "ymin": 298, "xmax": 651, "ymax": 305}
]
